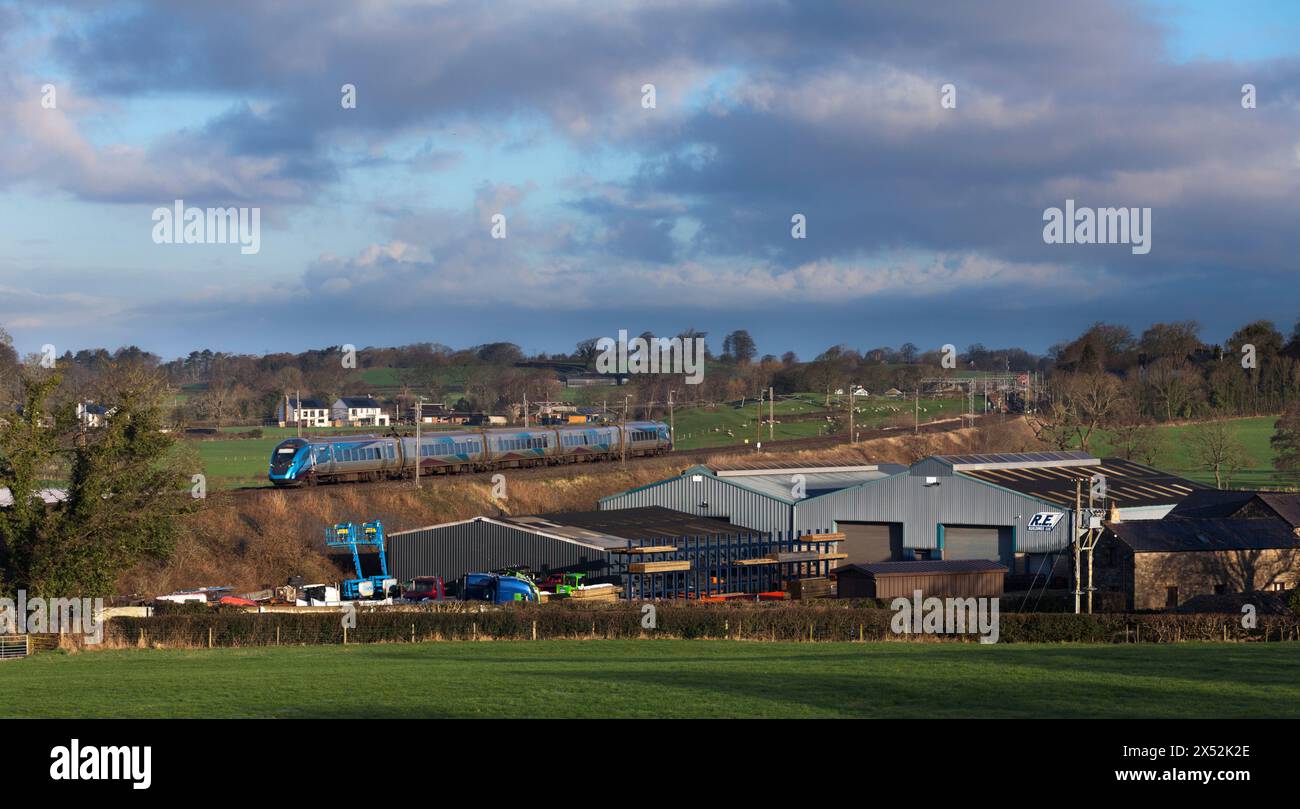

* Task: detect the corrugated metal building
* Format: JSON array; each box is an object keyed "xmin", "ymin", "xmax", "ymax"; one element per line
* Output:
[
  {"xmin": 385, "ymin": 505, "xmax": 841, "ymax": 598},
  {"xmin": 598, "ymin": 464, "xmax": 904, "ymax": 536},
  {"xmin": 599, "ymin": 453, "xmax": 1207, "ymax": 573}
]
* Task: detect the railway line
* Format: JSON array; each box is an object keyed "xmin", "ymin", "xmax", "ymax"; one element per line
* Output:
[{"xmin": 226, "ymin": 416, "xmax": 979, "ymax": 498}]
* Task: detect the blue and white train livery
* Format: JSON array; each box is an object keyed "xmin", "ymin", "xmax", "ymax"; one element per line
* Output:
[{"xmin": 268, "ymin": 421, "xmax": 671, "ymax": 486}]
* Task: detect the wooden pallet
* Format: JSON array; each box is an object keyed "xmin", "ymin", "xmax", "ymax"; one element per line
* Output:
[
  {"xmin": 801, "ymin": 532, "xmax": 846, "ymax": 542},
  {"xmin": 609, "ymin": 546, "xmax": 680, "ymax": 555}
]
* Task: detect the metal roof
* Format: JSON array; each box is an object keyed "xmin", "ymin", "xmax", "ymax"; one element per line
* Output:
[
  {"xmin": 503, "ymin": 506, "xmax": 754, "ymax": 545},
  {"xmin": 833, "ymin": 560, "xmax": 1008, "ymax": 576},
  {"xmin": 956, "ymin": 457, "xmax": 1206, "ymax": 509},
  {"xmin": 712, "ymin": 465, "xmax": 905, "ymax": 500},
  {"xmin": 930, "ymin": 451, "xmax": 1096, "ymax": 471},
  {"xmin": 1107, "ymin": 518, "xmax": 1300, "ymax": 553}
]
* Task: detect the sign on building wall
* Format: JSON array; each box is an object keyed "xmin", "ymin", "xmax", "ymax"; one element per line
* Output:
[{"xmin": 1026, "ymin": 512, "xmax": 1064, "ymax": 531}]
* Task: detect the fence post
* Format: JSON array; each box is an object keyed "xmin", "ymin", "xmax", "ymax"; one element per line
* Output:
[
  {"xmin": 343, "ymin": 624, "xmax": 348, "ymax": 645},
  {"xmin": 276, "ymin": 626, "xmax": 280, "ymax": 646},
  {"xmin": 808, "ymin": 622, "xmax": 813, "ymax": 642},
  {"xmin": 411, "ymin": 623, "xmax": 416, "ymax": 644},
  {"xmin": 208, "ymin": 627, "xmax": 213, "ymax": 649},
  {"xmin": 26, "ymin": 634, "xmax": 31, "ymax": 657},
  {"xmin": 532, "ymin": 620, "xmax": 537, "ymax": 641}
]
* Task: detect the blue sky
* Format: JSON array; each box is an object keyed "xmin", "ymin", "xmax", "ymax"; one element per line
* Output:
[{"xmin": 1, "ymin": 0, "xmax": 1298, "ymax": 361}]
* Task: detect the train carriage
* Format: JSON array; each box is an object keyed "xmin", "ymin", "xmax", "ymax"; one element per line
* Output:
[{"xmin": 268, "ymin": 420, "xmax": 670, "ymax": 487}]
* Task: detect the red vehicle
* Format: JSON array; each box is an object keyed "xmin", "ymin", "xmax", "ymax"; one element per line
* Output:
[{"xmin": 401, "ymin": 576, "xmax": 446, "ymax": 602}]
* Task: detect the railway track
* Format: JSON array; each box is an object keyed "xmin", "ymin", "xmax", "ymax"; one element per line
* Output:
[{"xmin": 226, "ymin": 416, "xmax": 980, "ymax": 498}]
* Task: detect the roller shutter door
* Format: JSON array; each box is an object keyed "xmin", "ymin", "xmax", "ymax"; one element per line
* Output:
[
  {"xmin": 838, "ymin": 522, "xmax": 903, "ymax": 564},
  {"xmin": 942, "ymin": 526, "xmax": 1003, "ymax": 562}
]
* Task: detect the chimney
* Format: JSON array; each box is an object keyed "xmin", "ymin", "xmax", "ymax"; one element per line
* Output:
[{"xmin": 1107, "ymin": 501, "xmax": 1121, "ymax": 524}]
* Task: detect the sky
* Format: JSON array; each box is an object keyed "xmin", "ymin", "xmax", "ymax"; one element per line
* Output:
[{"xmin": 1, "ymin": 0, "xmax": 1298, "ymax": 361}]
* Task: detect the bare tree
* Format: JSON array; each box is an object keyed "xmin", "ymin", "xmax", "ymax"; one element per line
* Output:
[{"xmin": 1188, "ymin": 417, "xmax": 1248, "ymax": 488}]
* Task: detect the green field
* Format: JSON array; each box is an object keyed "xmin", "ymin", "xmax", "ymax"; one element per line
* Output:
[
  {"xmin": 671, "ymin": 395, "xmax": 965, "ymax": 450},
  {"xmin": 2, "ymin": 641, "xmax": 1297, "ymax": 718},
  {"xmin": 1093, "ymin": 416, "xmax": 1294, "ymax": 489}
]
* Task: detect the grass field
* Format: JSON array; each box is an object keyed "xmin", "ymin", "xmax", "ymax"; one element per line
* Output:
[
  {"xmin": 1092, "ymin": 416, "xmax": 1295, "ymax": 489},
  {"xmin": 2, "ymin": 641, "xmax": 1297, "ymax": 718}
]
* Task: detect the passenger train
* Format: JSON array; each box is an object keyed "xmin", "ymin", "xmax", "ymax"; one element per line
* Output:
[{"xmin": 268, "ymin": 421, "xmax": 672, "ymax": 486}]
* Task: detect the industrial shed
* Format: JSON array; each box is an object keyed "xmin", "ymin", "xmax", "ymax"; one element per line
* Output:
[
  {"xmin": 600, "ymin": 453, "xmax": 1208, "ymax": 575},
  {"xmin": 597, "ymin": 464, "xmax": 905, "ymax": 536},
  {"xmin": 387, "ymin": 506, "xmax": 744, "ymax": 583},
  {"xmin": 832, "ymin": 560, "xmax": 1007, "ymax": 599},
  {"xmin": 385, "ymin": 506, "xmax": 844, "ymax": 598}
]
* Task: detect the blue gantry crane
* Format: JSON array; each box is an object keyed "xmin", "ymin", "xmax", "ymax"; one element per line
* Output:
[{"xmin": 326, "ymin": 520, "xmax": 398, "ymax": 600}]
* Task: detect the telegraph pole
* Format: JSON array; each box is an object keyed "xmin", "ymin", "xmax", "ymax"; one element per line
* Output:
[
  {"xmin": 668, "ymin": 389, "xmax": 675, "ymax": 444},
  {"xmin": 1073, "ymin": 479, "xmax": 1082, "ymax": 614},
  {"xmin": 296, "ymin": 389, "xmax": 302, "ymax": 438},
  {"xmin": 848, "ymin": 387, "xmax": 855, "ymax": 444},
  {"xmin": 914, "ymin": 389, "xmax": 919, "ymax": 434},
  {"xmin": 414, "ymin": 396, "xmax": 423, "ymax": 489},
  {"xmin": 756, "ymin": 388, "xmax": 763, "ymax": 447},
  {"xmin": 759, "ymin": 387, "xmax": 769, "ymax": 444}
]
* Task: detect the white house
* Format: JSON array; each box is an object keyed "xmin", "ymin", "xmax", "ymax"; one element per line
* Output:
[
  {"xmin": 277, "ymin": 397, "xmax": 331, "ymax": 428},
  {"xmin": 332, "ymin": 397, "xmax": 390, "ymax": 426},
  {"xmin": 76, "ymin": 402, "xmax": 115, "ymax": 428}
]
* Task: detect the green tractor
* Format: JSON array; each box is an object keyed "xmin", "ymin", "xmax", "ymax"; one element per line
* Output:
[{"xmin": 555, "ymin": 572, "xmax": 585, "ymax": 595}]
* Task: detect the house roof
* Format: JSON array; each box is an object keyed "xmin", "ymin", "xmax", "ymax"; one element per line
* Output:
[
  {"xmin": 1106, "ymin": 518, "xmax": 1300, "ymax": 553},
  {"xmin": 957, "ymin": 457, "xmax": 1206, "ymax": 509},
  {"xmin": 338, "ymin": 397, "xmax": 382, "ymax": 408},
  {"xmin": 0, "ymin": 487, "xmax": 69, "ymax": 508},
  {"xmin": 832, "ymin": 560, "xmax": 1008, "ymax": 576},
  {"xmin": 291, "ymin": 399, "xmax": 328, "ymax": 409},
  {"xmin": 1166, "ymin": 490, "xmax": 1300, "ymax": 527}
]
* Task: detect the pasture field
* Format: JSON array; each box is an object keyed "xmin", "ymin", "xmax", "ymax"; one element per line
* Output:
[
  {"xmin": 1092, "ymin": 416, "xmax": 1295, "ymax": 489},
  {"xmin": 1, "ymin": 641, "xmax": 1297, "ymax": 718}
]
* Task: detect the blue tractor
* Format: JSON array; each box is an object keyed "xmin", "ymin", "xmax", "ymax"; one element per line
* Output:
[{"xmin": 326, "ymin": 521, "xmax": 398, "ymax": 600}]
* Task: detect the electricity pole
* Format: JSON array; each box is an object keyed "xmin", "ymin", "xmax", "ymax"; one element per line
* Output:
[
  {"xmin": 668, "ymin": 389, "xmax": 675, "ymax": 445},
  {"xmin": 759, "ymin": 387, "xmax": 769, "ymax": 444},
  {"xmin": 414, "ymin": 396, "xmax": 424, "ymax": 489},
  {"xmin": 849, "ymin": 387, "xmax": 855, "ymax": 444}
]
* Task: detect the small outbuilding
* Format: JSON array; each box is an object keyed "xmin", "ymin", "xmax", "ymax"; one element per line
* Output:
[{"xmin": 832, "ymin": 559, "xmax": 1007, "ymax": 600}]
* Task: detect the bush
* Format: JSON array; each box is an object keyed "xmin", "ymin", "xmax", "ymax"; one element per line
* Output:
[{"xmin": 103, "ymin": 602, "xmax": 1300, "ymax": 647}]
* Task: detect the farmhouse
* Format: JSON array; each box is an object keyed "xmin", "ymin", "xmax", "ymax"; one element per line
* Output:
[
  {"xmin": 331, "ymin": 397, "xmax": 390, "ymax": 427},
  {"xmin": 1094, "ymin": 490, "xmax": 1300, "ymax": 610},
  {"xmin": 277, "ymin": 397, "xmax": 330, "ymax": 428}
]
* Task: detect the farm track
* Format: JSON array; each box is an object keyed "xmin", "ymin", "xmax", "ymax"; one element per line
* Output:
[{"xmin": 226, "ymin": 416, "xmax": 979, "ymax": 498}]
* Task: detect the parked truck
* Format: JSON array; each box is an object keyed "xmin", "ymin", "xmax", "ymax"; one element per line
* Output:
[{"xmin": 461, "ymin": 572, "xmax": 540, "ymax": 603}]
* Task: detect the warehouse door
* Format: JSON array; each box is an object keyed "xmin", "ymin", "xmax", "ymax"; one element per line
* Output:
[
  {"xmin": 838, "ymin": 522, "xmax": 904, "ymax": 564},
  {"xmin": 941, "ymin": 525, "xmax": 1012, "ymax": 564}
]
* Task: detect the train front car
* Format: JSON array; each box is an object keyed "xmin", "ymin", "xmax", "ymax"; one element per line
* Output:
[
  {"xmin": 625, "ymin": 421, "xmax": 672, "ymax": 455},
  {"xmin": 268, "ymin": 437, "xmax": 311, "ymax": 486}
]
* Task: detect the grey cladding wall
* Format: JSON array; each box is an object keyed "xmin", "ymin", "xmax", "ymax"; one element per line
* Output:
[
  {"xmin": 794, "ymin": 473, "xmax": 1072, "ymax": 554},
  {"xmin": 388, "ymin": 520, "xmax": 611, "ymax": 582}
]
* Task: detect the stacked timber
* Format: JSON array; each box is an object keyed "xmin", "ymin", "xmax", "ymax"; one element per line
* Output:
[
  {"xmin": 627, "ymin": 560, "xmax": 691, "ymax": 574},
  {"xmin": 788, "ymin": 577, "xmax": 833, "ymax": 600}
]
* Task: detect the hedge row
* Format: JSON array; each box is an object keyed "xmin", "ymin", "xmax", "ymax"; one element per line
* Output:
[{"xmin": 103, "ymin": 602, "xmax": 1300, "ymax": 647}]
